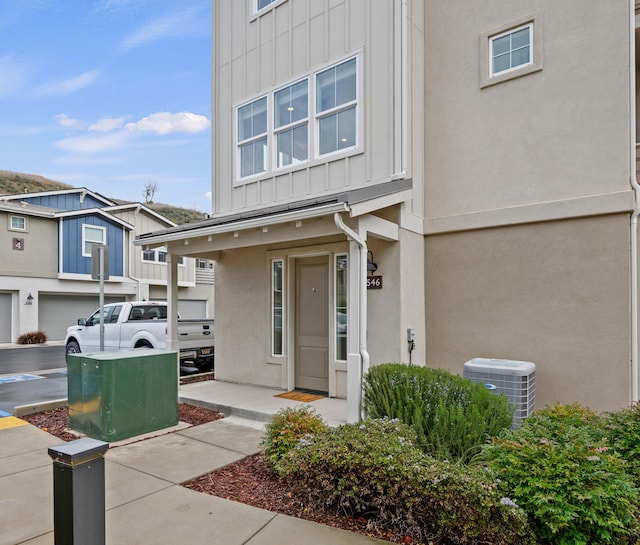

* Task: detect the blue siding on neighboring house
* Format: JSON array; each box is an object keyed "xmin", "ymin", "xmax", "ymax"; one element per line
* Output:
[
  {"xmin": 61, "ymin": 215, "xmax": 124, "ymax": 276},
  {"xmin": 23, "ymin": 193, "xmax": 108, "ymax": 211}
]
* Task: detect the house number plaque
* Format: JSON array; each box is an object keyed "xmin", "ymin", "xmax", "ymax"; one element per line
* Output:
[
  {"xmin": 13, "ymin": 238, "xmax": 24, "ymax": 251},
  {"xmin": 367, "ymin": 275, "xmax": 383, "ymax": 289}
]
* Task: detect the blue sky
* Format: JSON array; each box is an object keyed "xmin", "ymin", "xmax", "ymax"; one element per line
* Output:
[{"xmin": 0, "ymin": 0, "xmax": 212, "ymax": 212}]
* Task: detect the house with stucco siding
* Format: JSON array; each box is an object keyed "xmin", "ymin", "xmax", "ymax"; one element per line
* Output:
[{"xmin": 138, "ymin": 0, "xmax": 640, "ymax": 421}]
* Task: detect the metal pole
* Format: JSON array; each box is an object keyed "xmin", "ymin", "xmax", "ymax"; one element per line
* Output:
[
  {"xmin": 48, "ymin": 438, "xmax": 109, "ymax": 545},
  {"xmin": 99, "ymin": 246, "xmax": 105, "ymax": 351}
]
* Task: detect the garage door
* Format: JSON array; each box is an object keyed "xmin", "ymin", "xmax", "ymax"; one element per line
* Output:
[
  {"xmin": 39, "ymin": 295, "xmax": 125, "ymax": 341},
  {"xmin": 0, "ymin": 293, "xmax": 11, "ymax": 342},
  {"xmin": 178, "ymin": 300, "xmax": 207, "ymax": 319}
]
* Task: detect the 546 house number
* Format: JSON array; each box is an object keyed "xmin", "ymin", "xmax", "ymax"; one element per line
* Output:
[{"xmin": 367, "ymin": 275, "xmax": 383, "ymax": 289}]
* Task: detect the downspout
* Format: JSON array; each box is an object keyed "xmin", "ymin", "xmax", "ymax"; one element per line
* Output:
[
  {"xmin": 391, "ymin": 0, "xmax": 408, "ymax": 181},
  {"xmin": 630, "ymin": 0, "xmax": 639, "ymax": 402},
  {"xmin": 334, "ymin": 212, "xmax": 370, "ymax": 418}
]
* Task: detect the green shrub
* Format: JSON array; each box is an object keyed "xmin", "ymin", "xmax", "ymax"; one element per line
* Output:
[
  {"xmin": 480, "ymin": 404, "xmax": 639, "ymax": 545},
  {"xmin": 605, "ymin": 402, "xmax": 640, "ymax": 486},
  {"xmin": 281, "ymin": 418, "xmax": 534, "ymax": 545},
  {"xmin": 17, "ymin": 331, "xmax": 47, "ymax": 344},
  {"xmin": 260, "ymin": 405, "xmax": 328, "ymax": 475},
  {"xmin": 363, "ymin": 363, "xmax": 513, "ymax": 462}
]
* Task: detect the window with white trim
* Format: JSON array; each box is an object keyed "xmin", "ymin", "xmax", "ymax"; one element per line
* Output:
[
  {"xmin": 316, "ymin": 58, "xmax": 357, "ymax": 155},
  {"xmin": 142, "ymin": 247, "xmax": 184, "ymax": 265},
  {"xmin": 334, "ymin": 254, "xmax": 348, "ymax": 362},
  {"xmin": 9, "ymin": 215, "xmax": 27, "ymax": 232},
  {"xmin": 82, "ymin": 224, "xmax": 106, "ymax": 256},
  {"xmin": 271, "ymin": 259, "xmax": 284, "ymax": 357},
  {"xmin": 480, "ymin": 13, "xmax": 543, "ymax": 88},
  {"xmin": 257, "ymin": 0, "xmax": 277, "ymax": 10},
  {"xmin": 275, "ymin": 80, "xmax": 308, "ymax": 168},
  {"xmin": 490, "ymin": 24, "xmax": 532, "ymax": 76},
  {"xmin": 235, "ymin": 55, "xmax": 359, "ymax": 182},
  {"xmin": 238, "ymin": 97, "xmax": 267, "ymax": 178}
]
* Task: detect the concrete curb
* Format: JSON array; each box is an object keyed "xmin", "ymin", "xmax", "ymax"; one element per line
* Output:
[{"xmin": 13, "ymin": 398, "xmax": 68, "ymax": 417}]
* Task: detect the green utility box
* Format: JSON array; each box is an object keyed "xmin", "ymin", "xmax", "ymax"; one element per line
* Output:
[{"xmin": 67, "ymin": 349, "xmax": 178, "ymax": 442}]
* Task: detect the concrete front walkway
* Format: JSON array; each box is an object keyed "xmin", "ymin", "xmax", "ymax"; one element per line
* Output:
[{"xmin": 1, "ymin": 381, "xmax": 375, "ymax": 545}]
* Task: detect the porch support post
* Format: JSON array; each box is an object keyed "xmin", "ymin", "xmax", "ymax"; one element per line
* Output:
[
  {"xmin": 167, "ymin": 253, "xmax": 180, "ymax": 371},
  {"xmin": 346, "ymin": 238, "xmax": 363, "ymax": 423}
]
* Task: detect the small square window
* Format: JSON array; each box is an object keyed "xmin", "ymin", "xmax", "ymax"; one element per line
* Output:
[
  {"xmin": 142, "ymin": 249, "xmax": 156, "ymax": 262},
  {"xmin": 490, "ymin": 25, "xmax": 531, "ymax": 76},
  {"xmin": 9, "ymin": 215, "xmax": 27, "ymax": 231},
  {"xmin": 82, "ymin": 224, "xmax": 106, "ymax": 256},
  {"xmin": 481, "ymin": 13, "xmax": 543, "ymax": 88}
]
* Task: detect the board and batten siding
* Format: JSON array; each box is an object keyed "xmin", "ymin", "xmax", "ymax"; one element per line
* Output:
[
  {"xmin": 23, "ymin": 193, "xmax": 107, "ymax": 211},
  {"xmin": 214, "ymin": 0, "xmax": 407, "ymax": 215},
  {"xmin": 61, "ymin": 216, "xmax": 124, "ymax": 276}
]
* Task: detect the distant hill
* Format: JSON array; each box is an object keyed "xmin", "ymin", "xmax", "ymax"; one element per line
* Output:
[{"xmin": 0, "ymin": 170, "xmax": 206, "ymax": 225}]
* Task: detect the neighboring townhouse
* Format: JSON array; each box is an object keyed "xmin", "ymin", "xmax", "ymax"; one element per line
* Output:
[
  {"xmin": 0, "ymin": 188, "xmax": 213, "ymax": 342},
  {"xmin": 138, "ymin": 0, "xmax": 640, "ymax": 421}
]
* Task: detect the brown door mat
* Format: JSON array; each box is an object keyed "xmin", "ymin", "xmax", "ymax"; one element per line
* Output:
[{"xmin": 275, "ymin": 391, "xmax": 324, "ymax": 402}]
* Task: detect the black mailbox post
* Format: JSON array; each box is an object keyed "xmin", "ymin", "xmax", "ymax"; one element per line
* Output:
[{"xmin": 48, "ymin": 437, "xmax": 109, "ymax": 545}]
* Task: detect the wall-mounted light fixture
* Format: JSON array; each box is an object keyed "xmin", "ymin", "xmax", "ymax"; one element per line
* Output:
[
  {"xmin": 367, "ymin": 250, "xmax": 378, "ymax": 275},
  {"xmin": 25, "ymin": 293, "xmax": 34, "ymax": 305}
]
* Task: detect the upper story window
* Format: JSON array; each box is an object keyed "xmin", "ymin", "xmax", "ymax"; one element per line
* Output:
[
  {"xmin": 238, "ymin": 97, "xmax": 267, "ymax": 178},
  {"xmin": 490, "ymin": 24, "xmax": 531, "ymax": 76},
  {"xmin": 236, "ymin": 55, "xmax": 360, "ymax": 184},
  {"xmin": 82, "ymin": 224, "xmax": 106, "ymax": 257},
  {"xmin": 275, "ymin": 80, "xmax": 308, "ymax": 168},
  {"xmin": 197, "ymin": 259, "xmax": 213, "ymax": 269},
  {"xmin": 252, "ymin": 0, "xmax": 286, "ymax": 19},
  {"xmin": 480, "ymin": 13, "xmax": 543, "ymax": 89},
  {"xmin": 316, "ymin": 58, "xmax": 357, "ymax": 155},
  {"xmin": 257, "ymin": 0, "xmax": 277, "ymax": 10},
  {"xmin": 142, "ymin": 247, "xmax": 184, "ymax": 265},
  {"xmin": 9, "ymin": 215, "xmax": 27, "ymax": 232}
]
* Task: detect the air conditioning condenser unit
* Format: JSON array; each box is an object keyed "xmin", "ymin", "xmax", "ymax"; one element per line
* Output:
[{"xmin": 463, "ymin": 358, "xmax": 536, "ymax": 429}]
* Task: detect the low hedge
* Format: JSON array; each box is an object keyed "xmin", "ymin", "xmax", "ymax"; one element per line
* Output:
[
  {"xmin": 363, "ymin": 363, "xmax": 513, "ymax": 462},
  {"xmin": 480, "ymin": 404, "xmax": 640, "ymax": 545},
  {"xmin": 279, "ymin": 418, "xmax": 534, "ymax": 545}
]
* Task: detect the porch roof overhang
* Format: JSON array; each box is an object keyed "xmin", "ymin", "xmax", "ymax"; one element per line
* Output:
[{"xmin": 135, "ymin": 178, "xmax": 412, "ymax": 255}]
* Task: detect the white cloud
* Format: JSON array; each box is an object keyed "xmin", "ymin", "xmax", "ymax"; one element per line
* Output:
[
  {"xmin": 126, "ymin": 112, "xmax": 210, "ymax": 135},
  {"xmin": 54, "ymin": 132, "xmax": 131, "ymax": 154},
  {"xmin": 55, "ymin": 114, "xmax": 84, "ymax": 130},
  {"xmin": 0, "ymin": 54, "xmax": 31, "ymax": 97},
  {"xmin": 204, "ymin": 191, "xmax": 212, "ymax": 200},
  {"xmin": 34, "ymin": 70, "xmax": 100, "ymax": 97},
  {"xmin": 89, "ymin": 117, "xmax": 127, "ymax": 132}
]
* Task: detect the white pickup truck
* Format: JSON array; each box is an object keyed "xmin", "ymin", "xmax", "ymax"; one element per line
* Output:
[{"xmin": 64, "ymin": 301, "xmax": 214, "ymax": 372}]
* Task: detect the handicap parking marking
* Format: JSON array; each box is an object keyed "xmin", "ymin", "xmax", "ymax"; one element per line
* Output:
[
  {"xmin": 0, "ymin": 409, "xmax": 12, "ymax": 417},
  {"xmin": 0, "ymin": 374, "xmax": 44, "ymax": 384}
]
